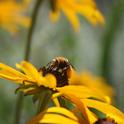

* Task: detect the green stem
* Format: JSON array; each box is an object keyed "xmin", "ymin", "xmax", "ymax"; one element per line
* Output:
[
  {"xmin": 25, "ymin": 0, "xmax": 43, "ymax": 61},
  {"xmin": 101, "ymin": 0, "xmax": 124, "ymax": 82},
  {"xmin": 37, "ymin": 89, "xmax": 52, "ymax": 114},
  {"xmin": 14, "ymin": 0, "xmax": 43, "ymax": 124}
]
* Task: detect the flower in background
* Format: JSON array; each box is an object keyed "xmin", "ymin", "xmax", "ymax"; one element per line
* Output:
[
  {"xmin": 70, "ymin": 71, "xmax": 115, "ymax": 103},
  {"xmin": 0, "ymin": 0, "xmax": 30, "ymax": 33},
  {"xmin": 50, "ymin": 0, "xmax": 105, "ymax": 30}
]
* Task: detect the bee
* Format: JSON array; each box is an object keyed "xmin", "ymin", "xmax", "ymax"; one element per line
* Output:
[{"xmin": 39, "ymin": 57, "xmax": 74, "ymax": 87}]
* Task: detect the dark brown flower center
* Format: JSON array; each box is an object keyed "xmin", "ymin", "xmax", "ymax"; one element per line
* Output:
[
  {"xmin": 39, "ymin": 57, "xmax": 73, "ymax": 87},
  {"xmin": 94, "ymin": 118, "xmax": 117, "ymax": 124}
]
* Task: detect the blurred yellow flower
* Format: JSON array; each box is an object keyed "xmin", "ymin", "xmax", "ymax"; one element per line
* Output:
[
  {"xmin": 0, "ymin": 0, "xmax": 30, "ymax": 33},
  {"xmin": 70, "ymin": 71, "xmax": 114, "ymax": 102},
  {"xmin": 50, "ymin": 0, "xmax": 105, "ymax": 30}
]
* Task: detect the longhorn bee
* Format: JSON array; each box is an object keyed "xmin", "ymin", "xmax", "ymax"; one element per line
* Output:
[{"xmin": 39, "ymin": 57, "xmax": 74, "ymax": 87}]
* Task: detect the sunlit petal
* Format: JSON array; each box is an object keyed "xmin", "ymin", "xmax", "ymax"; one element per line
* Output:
[
  {"xmin": 57, "ymin": 85, "xmax": 109, "ymax": 102},
  {"xmin": 83, "ymin": 99, "xmax": 124, "ymax": 123},
  {"xmin": 28, "ymin": 107, "xmax": 80, "ymax": 124}
]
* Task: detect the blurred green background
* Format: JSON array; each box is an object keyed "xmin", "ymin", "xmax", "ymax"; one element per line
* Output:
[{"xmin": 0, "ymin": 0, "xmax": 124, "ymax": 123}]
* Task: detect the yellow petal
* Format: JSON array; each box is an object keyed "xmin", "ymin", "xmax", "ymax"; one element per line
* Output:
[
  {"xmin": 69, "ymin": 71, "xmax": 114, "ymax": 102},
  {"xmin": 40, "ymin": 114, "xmax": 79, "ymax": 124},
  {"xmin": 76, "ymin": 5, "xmax": 105, "ymax": 25},
  {"xmin": 47, "ymin": 107, "xmax": 78, "ymax": 119},
  {"xmin": 16, "ymin": 61, "xmax": 57, "ymax": 88},
  {"xmin": 57, "ymin": 85, "xmax": 109, "ymax": 103},
  {"xmin": 60, "ymin": 2, "xmax": 80, "ymax": 30},
  {"xmin": 28, "ymin": 107, "xmax": 80, "ymax": 124},
  {"xmin": 41, "ymin": 74, "xmax": 57, "ymax": 88},
  {"xmin": 83, "ymin": 99, "xmax": 124, "ymax": 124},
  {"xmin": 0, "ymin": 63, "xmax": 29, "ymax": 84},
  {"xmin": 64, "ymin": 94, "xmax": 91, "ymax": 124},
  {"xmin": 52, "ymin": 92, "xmax": 62, "ymax": 99},
  {"xmin": 16, "ymin": 61, "xmax": 40, "ymax": 82},
  {"xmin": 0, "ymin": 61, "xmax": 56, "ymax": 89},
  {"xmin": 84, "ymin": 107, "xmax": 97, "ymax": 123},
  {"xmin": 50, "ymin": 10, "xmax": 60, "ymax": 22},
  {"xmin": 49, "ymin": 0, "xmax": 104, "ymax": 30},
  {"xmin": 52, "ymin": 98, "xmax": 60, "ymax": 107},
  {"xmin": 0, "ymin": 74, "xmax": 25, "ymax": 84},
  {"xmin": 0, "ymin": 1, "xmax": 30, "ymax": 33}
]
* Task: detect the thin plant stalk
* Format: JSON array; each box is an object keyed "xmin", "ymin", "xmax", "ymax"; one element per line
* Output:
[
  {"xmin": 14, "ymin": 0, "xmax": 43, "ymax": 124},
  {"xmin": 37, "ymin": 89, "xmax": 52, "ymax": 114},
  {"xmin": 100, "ymin": 0, "xmax": 124, "ymax": 105}
]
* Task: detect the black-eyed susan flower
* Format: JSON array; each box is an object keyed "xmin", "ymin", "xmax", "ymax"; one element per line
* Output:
[
  {"xmin": 50, "ymin": 0, "xmax": 105, "ymax": 30},
  {"xmin": 0, "ymin": 0, "xmax": 30, "ymax": 33},
  {"xmin": 0, "ymin": 57, "xmax": 110, "ymax": 108},
  {"xmin": 0, "ymin": 61, "xmax": 100, "ymax": 122},
  {"xmin": 0, "ymin": 58, "xmax": 107, "ymax": 101}
]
